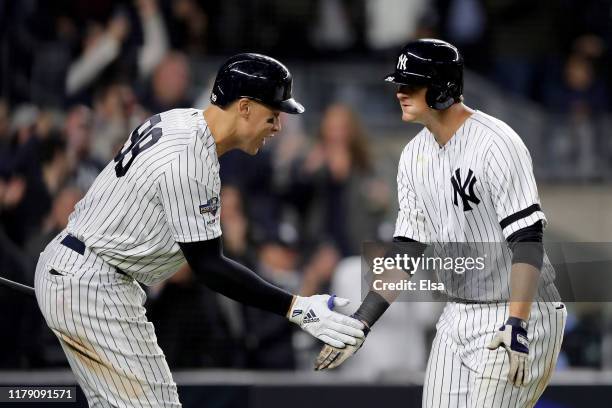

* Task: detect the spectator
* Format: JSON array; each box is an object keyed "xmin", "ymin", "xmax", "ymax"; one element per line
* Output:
[
  {"xmin": 545, "ymin": 53, "xmax": 609, "ymax": 115},
  {"xmin": 220, "ymin": 185, "xmax": 252, "ymax": 263},
  {"xmin": 66, "ymin": 0, "xmax": 169, "ymax": 99},
  {"xmin": 65, "ymin": 15, "xmax": 131, "ymax": 97},
  {"xmin": 543, "ymin": 49, "xmax": 609, "ymax": 179},
  {"xmin": 91, "ymin": 83, "xmax": 144, "ymax": 162},
  {"xmin": 139, "ymin": 52, "xmax": 192, "ymax": 113},
  {"xmin": 1, "ymin": 135, "xmax": 70, "ymax": 246},
  {"xmin": 148, "ymin": 264, "xmax": 243, "ymax": 369},
  {"xmin": 244, "ymin": 221, "xmax": 343, "ymax": 370},
  {"xmin": 289, "ymin": 103, "xmax": 390, "ymax": 256},
  {"xmin": 243, "ymin": 222, "xmax": 301, "ymax": 370},
  {"xmin": 165, "ymin": 0, "xmax": 209, "ymax": 54},
  {"xmin": 63, "ymin": 105, "xmax": 104, "ymax": 190},
  {"xmin": 300, "ymin": 243, "xmax": 341, "ymax": 297},
  {"xmin": 220, "ymin": 143, "xmax": 281, "ymax": 238}
]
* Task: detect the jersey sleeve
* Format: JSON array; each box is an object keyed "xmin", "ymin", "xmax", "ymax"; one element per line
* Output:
[
  {"xmin": 394, "ymin": 147, "xmax": 430, "ymax": 242},
  {"xmin": 157, "ymin": 153, "xmax": 221, "ymax": 243},
  {"xmin": 485, "ymin": 135, "xmax": 547, "ymax": 239}
]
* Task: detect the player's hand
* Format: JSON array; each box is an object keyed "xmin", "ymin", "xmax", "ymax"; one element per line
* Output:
[
  {"xmin": 486, "ymin": 317, "xmax": 530, "ymax": 387},
  {"xmin": 288, "ymin": 295, "xmax": 365, "ymax": 348},
  {"xmin": 314, "ymin": 315, "xmax": 369, "ymax": 370}
]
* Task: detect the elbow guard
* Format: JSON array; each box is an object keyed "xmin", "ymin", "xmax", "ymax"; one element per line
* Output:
[{"xmin": 389, "ymin": 236, "xmax": 427, "ymax": 275}]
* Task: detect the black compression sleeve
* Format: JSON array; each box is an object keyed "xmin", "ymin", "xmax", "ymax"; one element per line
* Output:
[
  {"xmin": 353, "ymin": 291, "xmax": 390, "ymax": 329},
  {"xmin": 392, "ymin": 236, "xmax": 418, "ymax": 243},
  {"xmin": 179, "ymin": 238, "xmax": 293, "ymax": 317},
  {"xmin": 390, "ymin": 236, "xmax": 428, "ymax": 274},
  {"xmin": 353, "ymin": 236, "xmax": 428, "ymax": 329},
  {"xmin": 507, "ymin": 221, "xmax": 544, "ymax": 270}
]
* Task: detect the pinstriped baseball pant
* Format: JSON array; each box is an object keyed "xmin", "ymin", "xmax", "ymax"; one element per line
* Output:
[
  {"xmin": 422, "ymin": 301, "xmax": 566, "ymax": 408},
  {"xmin": 34, "ymin": 232, "xmax": 181, "ymax": 407}
]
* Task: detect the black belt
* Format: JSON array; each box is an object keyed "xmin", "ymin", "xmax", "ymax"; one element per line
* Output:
[
  {"xmin": 445, "ymin": 296, "xmax": 505, "ymax": 304},
  {"xmin": 60, "ymin": 234, "xmax": 129, "ymax": 277},
  {"xmin": 60, "ymin": 234, "xmax": 85, "ymax": 255}
]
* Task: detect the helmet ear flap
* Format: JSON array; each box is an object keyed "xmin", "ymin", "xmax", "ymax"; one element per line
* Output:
[
  {"xmin": 211, "ymin": 77, "xmax": 230, "ymax": 107},
  {"xmin": 426, "ymin": 81, "xmax": 458, "ymax": 110},
  {"xmin": 425, "ymin": 87, "xmax": 437, "ymax": 109}
]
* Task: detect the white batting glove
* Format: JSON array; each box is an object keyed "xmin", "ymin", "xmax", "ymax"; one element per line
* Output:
[
  {"xmin": 486, "ymin": 317, "xmax": 531, "ymax": 387},
  {"xmin": 288, "ymin": 295, "xmax": 365, "ymax": 348}
]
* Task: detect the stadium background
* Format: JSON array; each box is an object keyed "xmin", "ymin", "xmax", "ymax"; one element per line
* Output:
[{"xmin": 1, "ymin": 0, "xmax": 611, "ymax": 406}]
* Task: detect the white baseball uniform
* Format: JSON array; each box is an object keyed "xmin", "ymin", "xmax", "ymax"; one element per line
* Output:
[
  {"xmin": 394, "ymin": 110, "xmax": 567, "ymax": 407},
  {"xmin": 34, "ymin": 108, "xmax": 221, "ymax": 407}
]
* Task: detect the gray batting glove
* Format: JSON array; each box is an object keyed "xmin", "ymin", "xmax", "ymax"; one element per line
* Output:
[
  {"xmin": 314, "ymin": 315, "xmax": 369, "ymax": 370},
  {"xmin": 288, "ymin": 295, "xmax": 365, "ymax": 349},
  {"xmin": 486, "ymin": 317, "xmax": 531, "ymax": 387}
]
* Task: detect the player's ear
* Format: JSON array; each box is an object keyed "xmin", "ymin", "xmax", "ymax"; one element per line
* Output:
[{"xmin": 237, "ymin": 98, "xmax": 251, "ymax": 119}]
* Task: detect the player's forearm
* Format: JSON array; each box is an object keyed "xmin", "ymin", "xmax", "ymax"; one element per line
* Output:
[
  {"xmin": 213, "ymin": 255, "xmax": 295, "ymax": 316},
  {"xmin": 370, "ymin": 264, "xmax": 408, "ymax": 303},
  {"xmin": 179, "ymin": 239, "xmax": 293, "ymax": 316},
  {"xmin": 508, "ymin": 262, "xmax": 539, "ymax": 320},
  {"xmin": 507, "ymin": 221, "xmax": 544, "ymax": 320},
  {"xmin": 355, "ymin": 237, "xmax": 427, "ymax": 327}
]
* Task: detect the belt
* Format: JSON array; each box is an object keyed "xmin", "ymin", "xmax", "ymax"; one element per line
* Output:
[
  {"xmin": 60, "ymin": 234, "xmax": 129, "ymax": 277},
  {"xmin": 60, "ymin": 234, "xmax": 85, "ymax": 255},
  {"xmin": 445, "ymin": 296, "xmax": 505, "ymax": 304}
]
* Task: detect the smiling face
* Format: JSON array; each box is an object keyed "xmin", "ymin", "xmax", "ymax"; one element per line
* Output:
[
  {"xmin": 396, "ymin": 84, "xmax": 429, "ymax": 123},
  {"xmin": 235, "ymin": 98, "xmax": 281, "ymax": 155}
]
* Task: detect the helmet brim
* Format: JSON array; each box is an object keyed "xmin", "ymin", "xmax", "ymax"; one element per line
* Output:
[
  {"xmin": 242, "ymin": 96, "xmax": 306, "ymax": 114},
  {"xmin": 384, "ymin": 72, "xmax": 431, "ymax": 86},
  {"xmin": 275, "ymin": 98, "xmax": 305, "ymax": 114}
]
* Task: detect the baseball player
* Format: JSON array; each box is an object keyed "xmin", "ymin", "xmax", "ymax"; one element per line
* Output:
[
  {"xmin": 315, "ymin": 39, "xmax": 567, "ymax": 407},
  {"xmin": 33, "ymin": 53, "xmax": 365, "ymax": 407}
]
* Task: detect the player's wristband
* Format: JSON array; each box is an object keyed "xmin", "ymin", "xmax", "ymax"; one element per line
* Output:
[
  {"xmin": 352, "ymin": 291, "xmax": 390, "ymax": 329},
  {"xmin": 506, "ymin": 316, "xmax": 528, "ymax": 330}
]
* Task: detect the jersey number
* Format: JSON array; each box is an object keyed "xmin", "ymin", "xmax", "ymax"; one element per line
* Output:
[{"xmin": 114, "ymin": 114, "xmax": 163, "ymax": 177}]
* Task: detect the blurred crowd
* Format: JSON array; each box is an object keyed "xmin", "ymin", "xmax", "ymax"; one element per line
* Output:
[{"xmin": 1, "ymin": 0, "xmax": 611, "ymax": 373}]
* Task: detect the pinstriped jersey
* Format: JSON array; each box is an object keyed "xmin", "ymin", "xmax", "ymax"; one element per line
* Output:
[
  {"xmin": 63, "ymin": 108, "xmax": 221, "ymax": 285},
  {"xmin": 394, "ymin": 110, "xmax": 555, "ymax": 301}
]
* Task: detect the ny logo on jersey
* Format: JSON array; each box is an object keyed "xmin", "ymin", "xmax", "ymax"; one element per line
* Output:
[
  {"xmin": 397, "ymin": 54, "xmax": 408, "ymax": 70},
  {"xmin": 199, "ymin": 197, "xmax": 219, "ymax": 216},
  {"xmin": 451, "ymin": 168, "xmax": 481, "ymax": 211}
]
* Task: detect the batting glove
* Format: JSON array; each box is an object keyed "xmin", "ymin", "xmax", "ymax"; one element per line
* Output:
[
  {"xmin": 486, "ymin": 317, "xmax": 530, "ymax": 387},
  {"xmin": 288, "ymin": 295, "xmax": 365, "ymax": 349},
  {"xmin": 314, "ymin": 315, "xmax": 370, "ymax": 370}
]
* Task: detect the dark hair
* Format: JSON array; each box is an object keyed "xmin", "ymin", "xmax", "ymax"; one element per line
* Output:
[{"xmin": 39, "ymin": 134, "xmax": 66, "ymax": 165}]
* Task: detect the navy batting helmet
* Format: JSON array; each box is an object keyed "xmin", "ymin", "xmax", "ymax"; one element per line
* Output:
[
  {"xmin": 384, "ymin": 39, "xmax": 463, "ymax": 110},
  {"xmin": 211, "ymin": 53, "xmax": 305, "ymax": 114}
]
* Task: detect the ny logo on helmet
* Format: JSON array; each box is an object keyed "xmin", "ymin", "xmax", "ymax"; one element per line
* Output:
[
  {"xmin": 397, "ymin": 54, "xmax": 408, "ymax": 70},
  {"xmin": 451, "ymin": 168, "xmax": 480, "ymax": 211}
]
